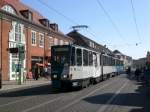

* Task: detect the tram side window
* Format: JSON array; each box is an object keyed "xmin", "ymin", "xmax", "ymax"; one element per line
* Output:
[
  {"xmin": 108, "ymin": 57, "xmax": 111, "ymax": 66},
  {"xmin": 83, "ymin": 50, "xmax": 89, "ymax": 66},
  {"xmin": 93, "ymin": 53, "xmax": 98, "ymax": 67},
  {"xmin": 100, "ymin": 54, "xmax": 101, "ymax": 65},
  {"xmin": 76, "ymin": 49, "xmax": 82, "ymax": 66},
  {"xmin": 71, "ymin": 47, "xmax": 75, "ymax": 66},
  {"xmin": 112, "ymin": 58, "xmax": 114, "ymax": 66},
  {"xmin": 103, "ymin": 56, "xmax": 106, "ymax": 66},
  {"xmin": 89, "ymin": 51, "xmax": 93, "ymax": 66},
  {"xmin": 105, "ymin": 56, "xmax": 108, "ymax": 66}
]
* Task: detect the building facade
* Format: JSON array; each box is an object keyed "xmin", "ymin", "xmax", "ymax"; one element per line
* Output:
[
  {"xmin": 0, "ymin": 0, "xmax": 72, "ymax": 80},
  {"xmin": 113, "ymin": 50, "xmax": 133, "ymax": 69}
]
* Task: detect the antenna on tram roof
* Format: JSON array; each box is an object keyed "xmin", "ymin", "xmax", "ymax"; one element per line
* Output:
[{"xmin": 71, "ymin": 25, "xmax": 88, "ymax": 31}]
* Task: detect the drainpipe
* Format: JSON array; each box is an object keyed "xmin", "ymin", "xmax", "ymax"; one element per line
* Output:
[{"xmin": 26, "ymin": 27, "xmax": 29, "ymax": 76}]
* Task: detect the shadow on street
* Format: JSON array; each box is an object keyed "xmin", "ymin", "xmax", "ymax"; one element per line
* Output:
[
  {"xmin": 0, "ymin": 84, "xmax": 80, "ymax": 97},
  {"xmin": 84, "ymin": 74, "xmax": 150, "ymax": 112}
]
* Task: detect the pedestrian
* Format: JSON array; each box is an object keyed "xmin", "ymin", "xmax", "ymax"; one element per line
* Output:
[
  {"xmin": 126, "ymin": 67, "xmax": 131, "ymax": 78},
  {"xmin": 135, "ymin": 68, "xmax": 141, "ymax": 81},
  {"xmin": 43, "ymin": 65, "xmax": 48, "ymax": 76},
  {"xmin": 27, "ymin": 69, "xmax": 33, "ymax": 79},
  {"xmin": 143, "ymin": 67, "xmax": 150, "ymax": 83},
  {"xmin": 34, "ymin": 65, "xmax": 39, "ymax": 80}
]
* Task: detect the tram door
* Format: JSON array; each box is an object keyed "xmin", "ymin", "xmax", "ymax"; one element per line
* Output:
[{"xmin": 93, "ymin": 53, "xmax": 99, "ymax": 78}]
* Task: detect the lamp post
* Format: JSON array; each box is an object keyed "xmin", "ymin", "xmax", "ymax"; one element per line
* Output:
[{"xmin": 0, "ymin": 68, "xmax": 1, "ymax": 89}]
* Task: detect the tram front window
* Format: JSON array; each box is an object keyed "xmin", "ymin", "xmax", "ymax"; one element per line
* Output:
[
  {"xmin": 51, "ymin": 46, "xmax": 70, "ymax": 66},
  {"xmin": 53, "ymin": 54, "xmax": 69, "ymax": 66}
]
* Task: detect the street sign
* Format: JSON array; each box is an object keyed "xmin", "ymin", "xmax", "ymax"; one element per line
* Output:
[{"xmin": 9, "ymin": 48, "xmax": 19, "ymax": 53}]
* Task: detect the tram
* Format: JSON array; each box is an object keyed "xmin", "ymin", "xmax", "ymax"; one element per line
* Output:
[{"xmin": 51, "ymin": 44, "xmax": 123, "ymax": 88}]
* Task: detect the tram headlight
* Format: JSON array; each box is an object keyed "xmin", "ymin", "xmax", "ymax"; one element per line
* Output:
[
  {"xmin": 69, "ymin": 74, "xmax": 72, "ymax": 79},
  {"xmin": 63, "ymin": 75, "xmax": 67, "ymax": 78},
  {"xmin": 53, "ymin": 74, "xmax": 57, "ymax": 78}
]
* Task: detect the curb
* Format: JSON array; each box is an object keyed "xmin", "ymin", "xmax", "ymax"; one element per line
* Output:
[{"xmin": 0, "ymin": 82, "xmax": 50, "ymax": 95}]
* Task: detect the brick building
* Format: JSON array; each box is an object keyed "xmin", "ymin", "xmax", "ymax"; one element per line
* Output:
[{"xmin": 0, "ymin": 0, "xmax": 72, "ymax": 80}]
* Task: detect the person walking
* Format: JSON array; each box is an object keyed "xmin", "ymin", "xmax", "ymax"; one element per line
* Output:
[
  {"xmin": 143, "ymin": 67, "xmax": 150, "ymax": 83},
  {"xmin": 34, "ymin": 65, "xmax": 39, "ymax": 80},
  {"xmin": 43, "ymin": 65, "xmax": 48, "ymax": 77},
  {"xmin": 135, "ymin": 68, "xmax": 141, "ymax": 81}
]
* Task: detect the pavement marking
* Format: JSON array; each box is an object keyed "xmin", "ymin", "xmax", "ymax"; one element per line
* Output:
[
  {"xmin": 22, "ymin": 97, "xmax": 62, "ymax": 112},
  {"xmin": 0, "ymin": 96, "xmax": 36, "ymax": 108},
  {"xmin": 56, "ymin": 80, "xmax": 117, "ymax": 112},
  {"xmin": 97, "ymin": 80, "xmax": 129, "ymax": 112}
]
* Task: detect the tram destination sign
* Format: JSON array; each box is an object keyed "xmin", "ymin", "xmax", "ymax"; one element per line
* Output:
[{"xmin": 54, "ymin": 47, "xmax": 69, "ymax": 52}]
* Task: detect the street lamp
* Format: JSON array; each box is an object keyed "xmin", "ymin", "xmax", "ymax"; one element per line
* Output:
[{"xmin": 0, "ymin": 68, "xmax": 1, "ymax": 89}]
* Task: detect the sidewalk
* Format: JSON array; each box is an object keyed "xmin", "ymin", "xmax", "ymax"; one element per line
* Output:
[{"xmin": 0, "ymin": 78, "xmax": 51, "ymax": 94}]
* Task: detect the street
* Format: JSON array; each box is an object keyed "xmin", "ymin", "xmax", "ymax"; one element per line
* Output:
[{"xmin": 0, "ymin": 74, "xmax": 150, "ymax": 112}]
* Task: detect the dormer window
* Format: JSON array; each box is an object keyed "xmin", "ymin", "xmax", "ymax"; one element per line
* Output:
[
  {"xmin": 1, "ymin": 5, "xmax": 16, "ymax": 15},
  {"xmin": 39, "ymin": 19, "xmax": 49, "ymax": 27},
  {"xmin": 20, "ymin": 10, "xmax": 33, "ymax": 21},
  {"xmin": 50, "ymin": 23, "xmax": 58, "ymax": 31}
]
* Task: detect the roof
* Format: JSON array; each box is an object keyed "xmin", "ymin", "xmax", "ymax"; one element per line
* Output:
[
  {"xmin": 67, "ymin": 30, "xmax": 113, "ymax": 54},
  {"xmin": 113, "ymin": 50, "xmax": 121, "ymax": 54},
  {"xmin": 0, "ymin": 0, "xmax": 45, "ymax": 27},
  {"xmin": 0, "ymin": 0, "xmax": 73, "ymax": 42}
]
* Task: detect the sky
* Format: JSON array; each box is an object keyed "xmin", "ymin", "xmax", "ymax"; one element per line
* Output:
[{"xmin": 21, "ymin": 0, "xmax": 150, "ymax": 59}]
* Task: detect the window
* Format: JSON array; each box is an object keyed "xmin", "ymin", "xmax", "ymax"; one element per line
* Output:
[
  {"xmin": 76, "ymin": 49, "xmax": 82, "ymax": 66},
  {"xmin": 39, "ymin": 33, "xmax": 44, "ymax": 47},
  {"xmin": 60, "ymin": 40, "xmax": 63, "ymax": 45},
  {"xmin": 64, "ymin": 41, "xmax": 69, "ymax": 45},
  {"xmin": 71, "ymin": 47, "xmax": 75, "ymax": 66},
  {"xmin": 89, "ymin": 42, "xmax": 93, "ymax": 47},
  {"xmin": 83, "ymin": 50, "xmax": 89, "ymax": 66},
  {"xmin": 49, "ymin": 37, "xmax": 53, "ymax": 48},
  {"xmin": 93, "ymin": 53, "xmax": 98, "ymax": 67},
  {"xmin": 31, "ymin": 31, "xmax": 36, "ymax": 46},
  {"xmin": 100, "ymin": 54, "xmax": 101, "ymax": 65},
  {"xmin": 15, "ymin": 23, "xmax": 21, "ymax": 42},
  {"xmin": 103, "ymin": 56, "xmax": 106, "ymax": 66},
  {"xmin": 1, "ymin": 5, "xmax": 16, "ymax": 15},
  {"xmin": 89, "ymin": 51, "xmax": 93, "ymax": 66},
  {"xmin": 28, "ymin": 12, "xmax": 33, "ymax": 21},
  {"xmin": 54, "ymin": 38, "xmax": 58, "ymax": 45}
]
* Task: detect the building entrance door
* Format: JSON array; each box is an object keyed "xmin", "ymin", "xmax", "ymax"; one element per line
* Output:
[{"xmin": 10, "ymin": 53, "xmax": 19, "ymax": 80}]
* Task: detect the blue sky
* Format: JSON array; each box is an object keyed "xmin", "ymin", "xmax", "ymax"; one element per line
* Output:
[{"xmin": 22, "ymin": 0, "xmax": 150, "ymax": 59}]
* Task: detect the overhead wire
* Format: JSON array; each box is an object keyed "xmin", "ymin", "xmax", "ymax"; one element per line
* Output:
[
  {"xmin": 38, "ymin": 0, "xmax": 107, "ymax": 44},
  {"xmin": 96, "ymin": 0, "xmax": 124, "ymax": 41},
  {"xmin": 38, "ymin": 0, "xmax": 139, "ymax": 48},
  {"xmin": 130, "ymin": 0, "xmax": 142, "ymax": 45},
  {"xmin": 96, "ymin": 0, "xmax": 141, "ymax": 47},
  {"xmin": 38, "ymin": 0, "xmax": 78, "ymax": 25}
]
